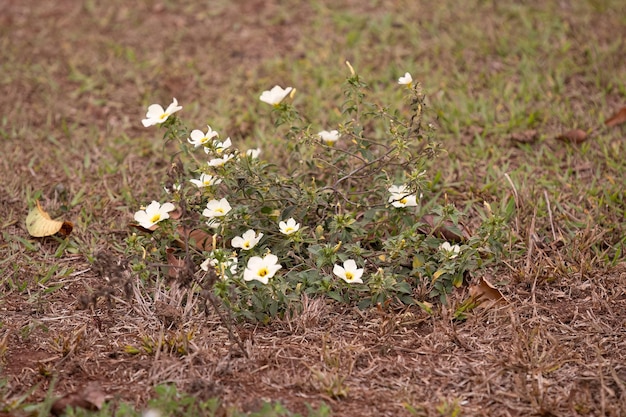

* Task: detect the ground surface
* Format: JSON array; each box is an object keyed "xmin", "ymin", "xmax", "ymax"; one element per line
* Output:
[{"xmin": 1, "ymin": 1, "xmax": 626, "ymax": 416}]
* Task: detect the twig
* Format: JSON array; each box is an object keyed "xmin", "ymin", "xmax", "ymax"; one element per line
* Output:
[
  {"xmin": 504, "ymin": 173, "xmax": 520, "ymax": 235},
  {"xmin": 543, "ymin": 190, "xmax": 557, "ymax": 241},
  {"xmin": 202, "ymin": 269, "xmax": 249, "ymax": 358},
  {"xmin": 525, "ymin": 206, "xmax": 536, "ymax": 276}
]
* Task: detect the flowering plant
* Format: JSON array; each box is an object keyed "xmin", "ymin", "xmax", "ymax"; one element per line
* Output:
[{"xmin": 127, "ymin": 65, "xmax": 510, "ymax": 321}]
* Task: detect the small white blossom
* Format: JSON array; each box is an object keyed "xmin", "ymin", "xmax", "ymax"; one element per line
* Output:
[
  {"xmin": 190, "ymin": 173, "xmax": 222, "ymax": 188},
  {"xmin": 141, "ymin": 98, "xmax": 182, "ymax": 127},
  {"xmin": 439, "ymin": 242, "xmax": 461, "ymax": 259},
  {"xmin": 201, "ymin": 252, "xmax": 238, "ymax": 277},
  {"xmin": 243, "ymin": 254, "xmax": 282, "ymax": 284},
  {"xmin": 260, "ymin": 85, "xmax": 293, "ymax": 106},
  {"xmin": 333, "ymin": 259, "xmax": 364, "ymax": 284},
  {"xmin": 231, "ymin": 229, "xmax": 264, "ymax": 250},
  {"xmin": 204, "ymin": 137, "xmax": 232, "ymax": 155},
  {"xmin": 388, "ymin": 184, "xmax": 418, "ymax": 208},
  {"xmin": 164, "ymin": 183, "xmax": 181, "ymax": 194},
  {"xmin": 317, "ymin": 130, "xmax": 340, "ymax": 146},
  {"xmin": 246, "ymin": 148, "xmax": 261, "ymax": 159},
  {"xmin": 202, "ymin": 198, "xmax": 231, "ymax": 218},
  {"xmin": 208, "ymin": 154, "xmax": 235, "ymax": 167},
  {"xmin": 398, "ymin": 72, "xmax": 413, "ymax": 86},
  {"xmin": 142, "ymin": 410, "xmax": 161, "ymax": 417},
  {"xmin": 279, "ymin": 218, "xmax": 300, "ymax": 235},
  {"xmin": 133, "ymin": 201, "xmax": 175, "ymax": 229},
  {"xmin": 187, "ymin": 126, "xmax": 219, "ymax": 147}
]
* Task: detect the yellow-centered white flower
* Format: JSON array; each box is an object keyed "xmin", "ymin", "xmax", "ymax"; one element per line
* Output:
[
  {"xmin": 279, "ymin": 218, "xmax": 300, "ymax": 235},
  {"xmin": 317, "ymin": 130, "xmax": 340, "ymax": 146},
  {"xmin": 204, "ymin": 137, "xmax": 232, "ymax": 155},
  {"xmin": 208, "ymin": 154, "xmax": 235, "ymax": 167},
  {"xmin": 260, "ymin": 85, "xmax": 293, "ymax": 106},
  {"xmin": 134, "ymin": 201, "xmax": 175, "ymax": 228},
  {"xmin": 202, "ymin": 198, "xmax": 232, "ymax": 218},
  {"xmin": 333, "ymin": 259, "xmax": 364, "ymax": 284},
  {"xmin": 388, "ymin": 184, "xmax": 418, "ymax": 208},
  {"xmin": 187, "ymin": 125, "xmax": 219, "ymax": 147},
  {"xmin": 243, "ymin": 254, "xmax": 282, "ymax": 284},
  {"xmin": 439, "ymin": 242, "xmax": 461, "ymax": 259},
  {"xmin": 398, "ymin": 72, "xmax": 413, "ymax": 86},
  {"xmin": 231, "ymin": 229, "xmax": 264, "ymax": 250},
  {"xmin": 141, "ymin": 98, "xmax": 182, "ymax": 127},
  {"xmin": 190, "ymin": 173, "xmax": 222, "ymax": 188}
]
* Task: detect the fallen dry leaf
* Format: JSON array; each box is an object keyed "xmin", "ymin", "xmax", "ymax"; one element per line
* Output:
[
  {"xmin": 169, "ymin": 206, "xmax": 183, "ymax": 220},
  {"xmin": 419, "ymin": 214, "xmax": 471, "ymax": 243},
  {"xmin": 469, "ymin": 276, "xmax": 508, "ymax": 308},
  {"xmin": 509, "ymin": 129, "xmax": 538, "ymax": 145},
  {"xmin": 25, "ymin": 200, "xmax": 73, "ymax": 237},
  {"xmin": 176, "ymin": 226, "xmax": 215, "ymax": 251},
  {"xmin": 51, "ymin": 383, "xmax": 106, "ymax": 416},
  {"xmin": 556, "ymin": 129, "xmax": 588, "ymax": 144},
  {"xmin": 605, "ymin": 106, "xmax": 626, "ymax": 127},
  {"xmin": 166, "ymin": 247, "xmax": 186, "ymax": 279}
]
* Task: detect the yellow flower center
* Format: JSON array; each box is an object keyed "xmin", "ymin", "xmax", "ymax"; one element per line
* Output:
[
  {"xmin": 345, "ymin": 271, "xmax": 354, "ymax": 280},
  {"xmin": 159, "ymin": 113, "xmax": 168, "ymax": 120},
  {"xmin": 215, "ymin": 208, "xmax": 224, "ymax": 214},
  {"xmin": 243, "ymin": 242, "xmax": 250, "ymax": 249},
  {"xmin": 399, "ymin": 198, "xmax": 407, "ymax": 205},
  {"xmin": 258, "ymin": 268, "xmax": 268, "ymax": 277},
  {"xmin": 285, "ymin": 227, "xmax": 294, "ymax": 233},
  {"xmin": 150, "ymin": 213, "xmax": 161, "ymax": 223}
]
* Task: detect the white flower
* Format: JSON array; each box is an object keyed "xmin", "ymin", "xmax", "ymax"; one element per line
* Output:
[
  {"xmin": 246, "ymin": 148, "xmax": 261, "ymax": 159},
  {"xmin": 187, "ymin": 126, "xmax": 219, "ymax": 147},
  {"xmin": 333, "ymin": 259, "xmax": 364, "ymax": 284},
  {"xmin": 141, "ymin": 98, "xmax": 182, "ymax": 127},
  {"xmin": 439, "ymin": 242, "xmax": 461, "ymax": 259},
  {"xmin": 317, "ymin": 130, "xmax": 340, "ymax": 146},
  {"xmin": 243, "ymin": 254, "xmax": 282, "ymax": 284},
  {"xmin": 202, "ymin": 198, "xmax": 232, "ymax": 218},
  {"xmin": 201, "ymin": 252, "xmax": 238, "ymax": 277},
  {"xmin": 133, "ymin": 201, "xmax": 176, "ymax": 229},
  {"xmin": 142, "ymin": 410, "xmax": 161, "ymax": 417},
  {"xmin": 164, "ymin": 183, "xmax": 181, "ymax": 194},
  {"xmin": 190, "ymin": 173, "xmax": 222, "ymax": 188},
  {"xmin": 398, "ymin": 72, "xmax": 413, "ymax": 86},
  {"xmin": 204, "ymin": 137, "xmax": 232, "ymax": 155},
  {"xmin": 208, "ymin": 154, "xmax": 235, "ymax": 167},
  {"xmin": 260, "ymin": 85, "xmax": 293, "ymax": 106},
  {"xmin": 231, "ymin": 229, "xmax": 264, "ymax": 250},
  {"xmin": 279, "ymin": 218, "xmax": 300, "ymax": 235},
  {"xmin": 388, "ymin": 184, "xmax": 418, "ymax": 208}
]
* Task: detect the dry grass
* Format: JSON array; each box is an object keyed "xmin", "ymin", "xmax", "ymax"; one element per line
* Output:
[{"xmin": 1, "ymin": 1, "xmax": 626, "ymax": 416}]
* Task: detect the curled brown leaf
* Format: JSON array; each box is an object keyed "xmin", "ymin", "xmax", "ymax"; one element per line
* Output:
[
  {"xmin": 419, "ymin": 214, "xmax": 471, "ymax": 243},
  {"xmin": 556, "ymin": 129, "xmax": 588, "ymax": 144},
  {"xmin": 605, "ymin": 106, "xmax": 626, "ymax": 127},
  {"xmin": 468, "ymin": 276, "xmax": 508, "ymax": 308},
  {"xmin": 509, "ymin": 129, "xmax": 538, "ymax": 145},
  {"xmin": 51, "ymin": 383, "xmax": 106, "ymax": 416}
]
